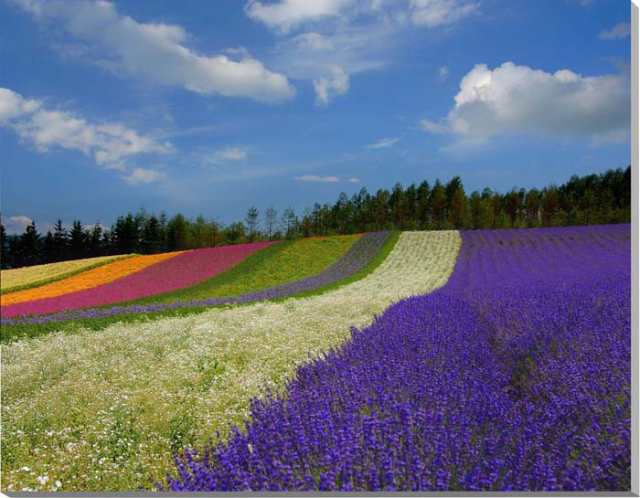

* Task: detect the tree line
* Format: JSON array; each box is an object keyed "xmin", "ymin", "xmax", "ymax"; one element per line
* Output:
[{"xmin": 0, "ymin": 166, "xmax": 630, "ymax": 269}]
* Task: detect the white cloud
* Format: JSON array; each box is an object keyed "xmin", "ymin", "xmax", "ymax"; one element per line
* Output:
[
  {"xmin": 347, "ymin": 176, "xmax": 361, "ymax": 183},
  {"xmin": 438, "ymin": 65, "xmax": 449, "ymax": 80},
  {"xmin": 313, "ymin": 65, "xmax": 350, "ymax": 105},
  {"xmin": 272, "ymin": 26, "xmax": 388, "ymax": 106},
  {"xmin": 0, "ymin": 88, "xmax": 40, "ymax": 123},
  {"xmin": 213, "ymin": 147, "xmax": 249, "ymax": 161},
  {"xmin": 409, "ymin": 0, "xmax": 479, "ymax": 27},
  {"xmin": 599, "ymin": 22, "xmax": 630, "ymax": 40},
  {"xmin": 366, "ymin": 137, "xmax": 399, "ymax": 148},
  {"xmin": 245, "ymin": 0, "xmax": 354, "ymax": 32},
  {"xmin": 295, "ymin": 175, "xmax": 340, "ymax": 182},
  {"xmin": 420, "ymin": 62, "xmax": 629, "ymax": 142},
  {"xmin": 259, "ymin": 0, "xmax": 477, "ymax": 106},
  {"xmin": 0, "ymin": 87, "xmax": 171, "ymax": 179},
  {"xmin": 3, "ymin": 215, "xmax": 33, "ymax": 234},
  {"xmin": 11, "ymin": 0, "xmax": 295, "ymax": 103},
  {"xmin": 123, "ymin": 167, "xmax": 166, "ymax": 185}
]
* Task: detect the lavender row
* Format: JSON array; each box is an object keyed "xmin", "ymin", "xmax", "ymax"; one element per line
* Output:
[
  {"xmin": 1, "ymin": 231, "xmax": 390, "ymax": 325},
  {"xmin": 167, "ymin": 224, "xmax": 630, "ymax": 491}
]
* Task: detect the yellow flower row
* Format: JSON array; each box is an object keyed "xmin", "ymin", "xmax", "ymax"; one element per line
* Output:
[
  {"xmin": 1, "ymin": 252, "xmax": 183, "ymax": 307},
  {"xmin": 1, "ymin": 254, "xmax": 131, "ymax": 292}
]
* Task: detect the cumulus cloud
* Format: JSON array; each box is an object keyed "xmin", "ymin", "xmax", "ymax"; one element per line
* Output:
[
  {"xmin": 409, "ymin": 0, "xmax": 479, "ymax": 27},
  {"xmin": 245, "ymin": 0, "xmax": 354, "ymax": 32},
  {"xmin": 123, "ymin": 167, "xmax": 166, "ymax": 185},
  {"xmin": 599, "ymin": 22, "xmax": 630, "ymax": 40},
  {"xmin": 11, "ymin": 0, "xmax": 294, "ymax": 103},
  {"xmin": 366, "ymin": 137, "xmax": 399, "ymax": 149},
  {"xmin": 3, "ymin": 215, "xmax": 34, "ymax": 234},
  {"xmin": 420, "ymin": 62, "xmax": 629, "ymax": 142},
  {"xmin": 313, "ymin": 65, "xmax": 350, "ymax": 105},
  {"xmin": 0, "ymin": 87, "xmax": 170, "ymax": 181}
]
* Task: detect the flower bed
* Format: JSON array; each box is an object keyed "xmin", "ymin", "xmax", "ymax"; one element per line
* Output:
[
  {"xmin": 1, "ymin": 242, "xmax": 273, "ymax": 318},
  {"xmin": 4, "ymin": 233, "xmax": 387, "ymax": 324},
  {"xmin": 168, "ymin": 224, "xmax": 630, "ymax": 492},
  {"xmin": 0, "ymin": 252, "xmax": 182, "ymax": 307},
  {"xmin": 1, "ymin": 231, "xmax": 460, "ymax": 491},
  {"xmin": 1, "ymin": 254, "xmax": 133, "ymax": 293}
]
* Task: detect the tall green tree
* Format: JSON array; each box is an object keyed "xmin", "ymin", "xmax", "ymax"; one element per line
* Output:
[
  {"xmin": 69, "ymin": 220, "xmax": 86, "ymax": 259},
  {"xmin": 431, "ymin": 180, "xmax": 448, "ymax": 229},
  {"xmin": 245, "ymin": 207, "xmax": 259, "ymax": 241},
  {"xmin": 264, "ymin": 207, "xmax": 278, "ymax": 240},
  {"xmin": 281, "ymin": 208, "xmax": 298, "ymax": 239},
  {"xmin": 20, "ymin": 221, "xmax": 41, "ymax": 266}
]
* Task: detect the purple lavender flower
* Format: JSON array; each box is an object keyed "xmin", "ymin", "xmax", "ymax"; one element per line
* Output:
[{"xmin": 167, "ymin": 224, "xmax": 630, "ymax": 491}]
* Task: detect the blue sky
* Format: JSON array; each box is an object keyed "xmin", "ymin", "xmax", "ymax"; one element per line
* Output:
[{"xmin": 0, "ymin": 0, "xmax": 631, "ymax": 233}]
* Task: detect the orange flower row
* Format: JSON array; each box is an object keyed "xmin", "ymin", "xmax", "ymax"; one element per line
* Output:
[{"xmin": 1, "ymin": 251, "xmax": 184, "ymax": 307}]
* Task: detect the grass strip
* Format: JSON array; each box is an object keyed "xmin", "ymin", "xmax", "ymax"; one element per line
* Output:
[{"xmin": 132, "ymin": 234, "xmax": 360, "ymax": 305}]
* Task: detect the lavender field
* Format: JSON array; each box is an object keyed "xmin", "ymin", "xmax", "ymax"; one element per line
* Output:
[{"xmin": 169, "ymin": 224, "xmax": 631, "ymax": 492}]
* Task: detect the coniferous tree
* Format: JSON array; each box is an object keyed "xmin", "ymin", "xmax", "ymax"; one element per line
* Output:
[
  {"xmin": 448, "ymin": 180, "xmax": 468, "ymax": 229},
  {"xmin": 431, "ymin": 180, "xmax": 448, "ymax": 229},
  {"xmin": 113, "ymin": 214, "xmax": 140, "ymax": 253},
  {"xmin": 20, "ymin": 221, "xmax": 41, "ymax": 266},
  {"xmin": 166, "ymin": 214, "xmax": 190, "ymax": 250},
  {"xmin": 52, "ymin": 220, "xmax": 69, "ymax": 262},
  {"xmin": 0, "ymin": 223, "xmax": 8, "ymax": 268},
  {"xmin": 88, "ymin": 224, "xmax": 104, "ymax": 256},
  {"xmin": 141, "ymin": 215, "xmax": 162, "ymax": 253},
  {"xmin": 245, "ymin": 207, "xmax": 259, "ymax": 241},
  {"xmin": 281, "ymin": 208, "xmax": 297, "ymax": 239},
  {"xmin": 42, "ymin": 231, "xmax": 56, "ymax": 263},
  {"xmin": 69, "ymin": 220, "xmax": 86, "ymax": 259},
  {"xmin": 264, "ymin": 207, "xmax": 278, "ymax": 240}
]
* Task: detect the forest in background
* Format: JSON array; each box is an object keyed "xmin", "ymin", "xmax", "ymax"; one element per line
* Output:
[{"xmin": 0, "ymin": 166, "xmax": 631, "ymax": 269}]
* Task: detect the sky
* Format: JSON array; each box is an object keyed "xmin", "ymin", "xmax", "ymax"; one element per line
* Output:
[{"xmin": 0, "ymin": 0, "xmax": 631, "ymax": 233}]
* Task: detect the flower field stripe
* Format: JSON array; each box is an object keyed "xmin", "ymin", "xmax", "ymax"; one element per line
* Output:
[
  {"xmin": 1, "ymin": 242, "xmax": 274, "ymax": 318},
  {"xmin": 0, "ymin": 254, "xmax": 134, "ymax": 294},
  {"xmin": 3, "ymin": 233, "xmax": 386, "ymax": 324},
  {"xmin": 0, "ymin": 252, "xmax": 183, "ymax": 307},
  {"xmin": 167, "ymin": 224, "xmax": 630, "ymax": 491},
  {"xmin": 134, "ymin": 233, "xmax": 363, "ymax": 305},
  {"xmin": 1, "ymin": 231, "xmax": 460, "ymax": 491}
]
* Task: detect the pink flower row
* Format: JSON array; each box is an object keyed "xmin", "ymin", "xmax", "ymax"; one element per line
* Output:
[{"xmin": 1, "ymin": 241, "xmax": 274, "ymax": 318}]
